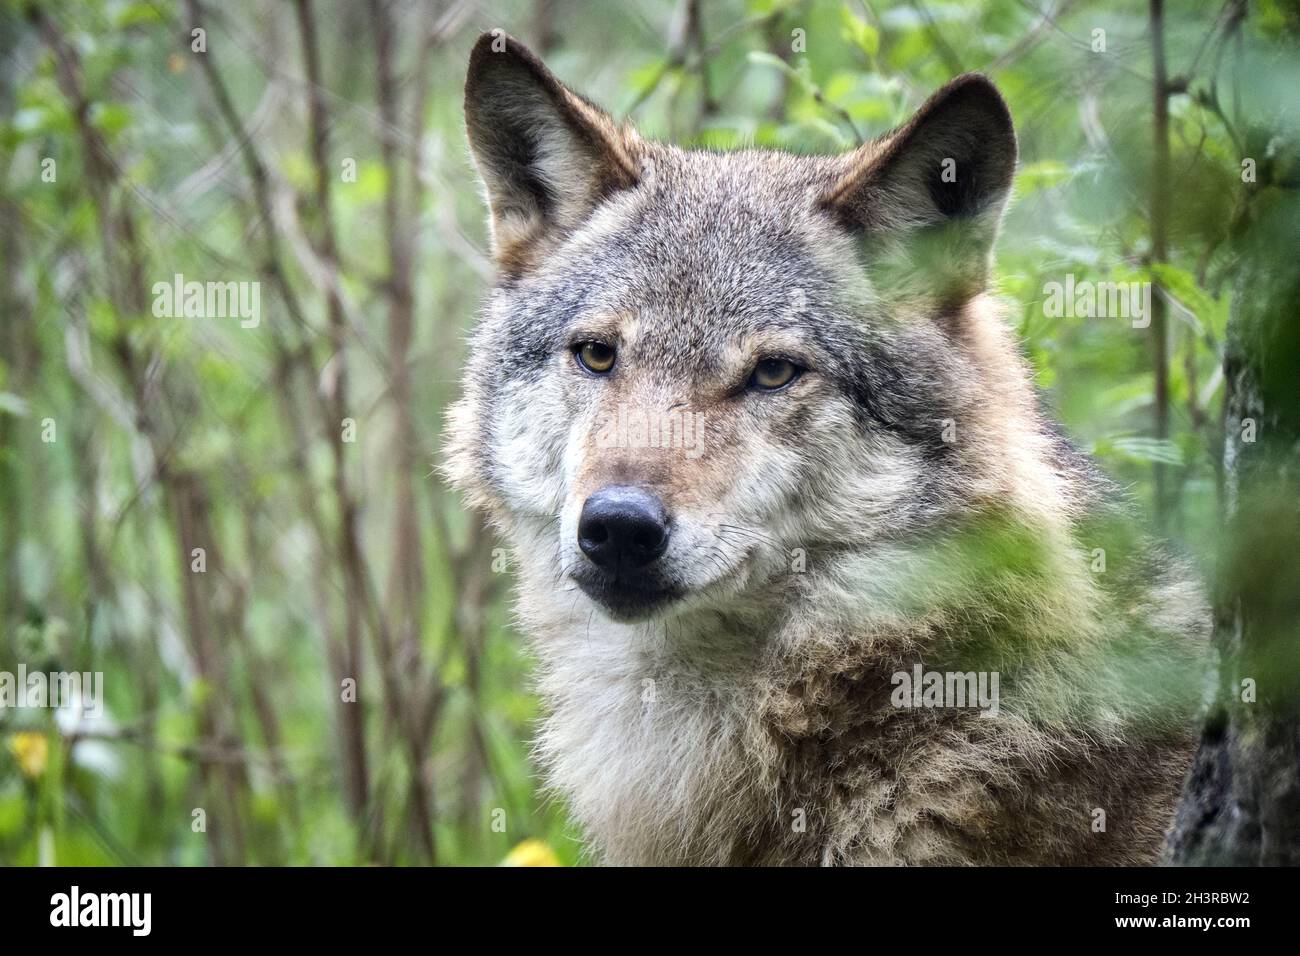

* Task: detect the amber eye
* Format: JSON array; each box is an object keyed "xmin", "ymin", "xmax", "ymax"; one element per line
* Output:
[
  {"xmin": 574, "ymin": 341, "xmax": 616, "ymax": 374},
  {"xmin": 748, "ymin": 358, "xmax": 801, "ymax": 391}
]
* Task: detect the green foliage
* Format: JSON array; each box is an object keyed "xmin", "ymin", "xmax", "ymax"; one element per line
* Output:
[{"xmin": 0, "ymin": 0, "xmax": 1294, "ymax": 865}]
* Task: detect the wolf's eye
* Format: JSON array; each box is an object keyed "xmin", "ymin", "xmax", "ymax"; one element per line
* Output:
[
  {"xmin": 574, "ymin": 341, "xmax": 616, "ymax": 374},
  {"xmin": 748, "ymin": 358, "xmax": 801, "ymax": 391}
]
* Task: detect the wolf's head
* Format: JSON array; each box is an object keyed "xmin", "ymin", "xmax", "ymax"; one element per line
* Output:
[{"xmin": 446, "ymin": 33, "xmax": 1024, "ymax": 625}]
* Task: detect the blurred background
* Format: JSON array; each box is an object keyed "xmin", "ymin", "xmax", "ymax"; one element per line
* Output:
[{"xmin": 0, "ymin": 0, "xmax": 1296, "ymax": 865}]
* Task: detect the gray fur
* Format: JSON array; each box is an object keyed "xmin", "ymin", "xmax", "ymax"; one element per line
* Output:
[{"xmin": 445, "ymin": 33, "xmax": 1209, "ymax": 865}]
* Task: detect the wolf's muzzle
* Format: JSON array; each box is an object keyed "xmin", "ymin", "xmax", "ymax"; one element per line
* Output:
[{"xmin": 578, "ymin": 485, "xmax": 670, "ymax": 571}]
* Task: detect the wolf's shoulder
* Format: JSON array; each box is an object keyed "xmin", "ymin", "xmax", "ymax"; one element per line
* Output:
[{"xmin": 1040, "ymin": 414, "xmax": 1210, "ymax": 641}]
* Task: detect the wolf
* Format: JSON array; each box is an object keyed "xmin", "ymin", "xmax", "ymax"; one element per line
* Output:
[{"xmin": 445, "ymin": 32, "xmax": 1209, "ymax": 865}]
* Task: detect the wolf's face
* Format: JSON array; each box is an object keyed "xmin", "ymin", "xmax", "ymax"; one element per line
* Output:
[{"xmin": 447, "ymin": 34, "xmax": 1017, "ymax": 624}]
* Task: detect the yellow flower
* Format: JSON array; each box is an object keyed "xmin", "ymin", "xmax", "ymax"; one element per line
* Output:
[
  {"xmin": 8, "ymin": 732, "xmax": 49, "ymax": 780},
  {"xmin": 500, "ymin": 838, "xmax": 560, "ymax": 867}
]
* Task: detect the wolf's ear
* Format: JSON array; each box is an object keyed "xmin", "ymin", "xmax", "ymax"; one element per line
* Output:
[
  {"xmin": 820, "ymin": 73, "xmax": 1016, "ymax": 306},
  {"xmin": 464, "ymin": 32, "xmax": 641, "ymax": 276}
]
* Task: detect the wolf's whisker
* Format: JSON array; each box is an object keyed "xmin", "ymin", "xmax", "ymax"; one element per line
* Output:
[{"xmin": 716, "ymin": 525, "xmax": 781, "ymax": 551}]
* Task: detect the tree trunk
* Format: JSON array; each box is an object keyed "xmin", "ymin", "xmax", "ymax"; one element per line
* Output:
[{"xmin": 1164, "ymin": 185, "xmax": 1300, "ymax": 864}]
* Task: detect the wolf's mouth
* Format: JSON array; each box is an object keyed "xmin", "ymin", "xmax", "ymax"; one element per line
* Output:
[{"xmin": 571, "ymin": 566, "xmax": 683, "ymax": 621}]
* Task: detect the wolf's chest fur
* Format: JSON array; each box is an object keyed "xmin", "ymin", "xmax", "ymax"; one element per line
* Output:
[{"xmin": 526, "ymin": 569, "xmax": 1199, "ymax": 866}]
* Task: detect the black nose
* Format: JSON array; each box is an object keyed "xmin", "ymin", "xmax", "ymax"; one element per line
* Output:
[{"xmin": 578, "ymin": 486, "xmax": 670, "ymax": 571}]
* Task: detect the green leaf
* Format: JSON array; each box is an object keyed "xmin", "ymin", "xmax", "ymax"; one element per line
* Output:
[
  {"xmin": 840, "ymin": 8, "xmax": 880, "ymax": 57},
  {"xmin": 114, "ymin": 2, "xmax": 168, "ymax": 28},
  {"xmin": 1094, "ymin": 435, "xmax": 1185, "ymax": 466},
  {"xmin": 1014, "ymin": 160, "xmax": 1072, "ymax": 198},
  {"xmin": 1149, "ymin": 263, "xmax": 1227, "ymax": 338},
  {"xmin": 747, "ymin": 50, "xmax": 806, "ymax": 86},
  {"xmin": 89, "ymin": 103, "xmax": 132, "ymax": 137}
]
